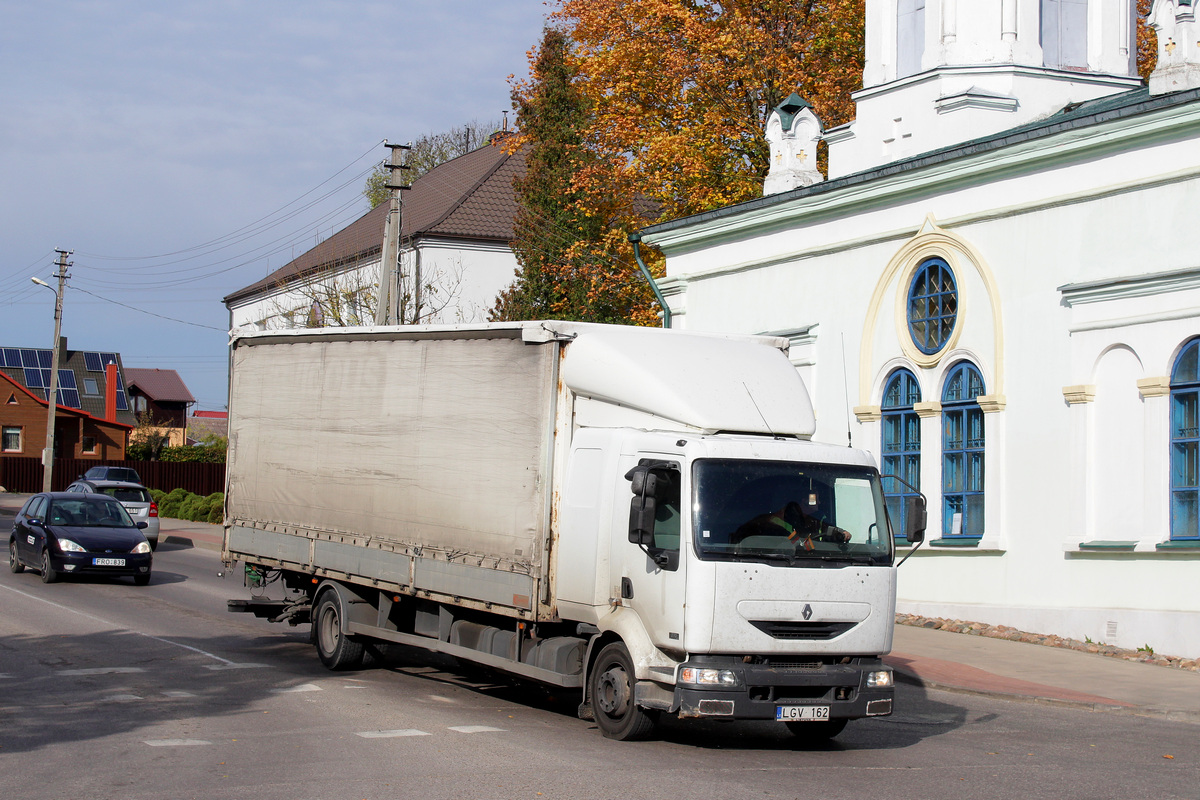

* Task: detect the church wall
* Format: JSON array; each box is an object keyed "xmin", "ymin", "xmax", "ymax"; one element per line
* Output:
[{"xmin": 652, "ymin": 111, "xmax": 1200, "ymax": 656}]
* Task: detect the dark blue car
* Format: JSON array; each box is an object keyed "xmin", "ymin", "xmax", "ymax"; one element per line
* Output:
[{"xmin": 8, "ymin": 492, "xmax": 153, "ymax": 585}]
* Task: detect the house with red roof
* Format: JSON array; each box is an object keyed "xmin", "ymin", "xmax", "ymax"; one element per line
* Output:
[
  {"xmin": 125, "ymin": 368, "xmax": 196, "ymax": 447},
  {"xmin": 0, "ymin": 340, "xmax": 134, "ymax": 461}
]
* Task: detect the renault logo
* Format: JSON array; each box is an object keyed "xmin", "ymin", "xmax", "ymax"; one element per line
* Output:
[{"xmin": 802, "ymin": 603, "xmax": 813, "ymax": 620}]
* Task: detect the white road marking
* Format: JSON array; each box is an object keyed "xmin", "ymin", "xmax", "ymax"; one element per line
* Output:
[
  {"xmin": 0, "ymin": 583, "xmax": 239, "ymax": 666},
  {"xmin": 145, "ymin": 739, "xmax": 212, "ymax": 747},
  {"xmin": 270, "ymin": 683, "xmax": 322, "ymax": 693},
  {"xmin": 448, "ymin": 725, "xmax": 506, "ymax": 734},
  {"xmin": 428, "ymin": 695, "xmax": 456, "ymax": 703},
  {"xmin": 58, "ymin": 667, "xmax": 145, "ymax": 676},
  {"xmin": 162, "ymin": 691, "xmax": 196, "ymax": 698},
  {"xmin": 204, "ymin": 663, "xmax": 268, "ymax": 671},
  {"xmin": 103, "ymin": 693, "xmax": 144, "ymax": 701},
  {"xmin": 356, "ymin": 729, "xmax": 431, "ymax": 738}
]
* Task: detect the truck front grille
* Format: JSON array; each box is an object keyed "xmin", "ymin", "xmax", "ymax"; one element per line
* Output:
[{"xmin": 749, "ymin": 620, "xmax": 856, "ymax": 640}]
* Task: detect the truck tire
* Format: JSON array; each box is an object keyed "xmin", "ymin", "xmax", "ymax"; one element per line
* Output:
[
  {"xmin": 589, "ymin": 642, "xmax": 658, "ymax": 741},
  {"xmin": 313, "ymin": 591, "xmax": 365, "ymax": 670},
  {"xmin": 786, "ymin": 718, "xmax": 848, "ymax": 742}
]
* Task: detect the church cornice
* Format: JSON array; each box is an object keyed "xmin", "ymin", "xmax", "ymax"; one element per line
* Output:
[{"xmin": 642, "ymin": 87, "xmax": 1200, "ymax": 257}]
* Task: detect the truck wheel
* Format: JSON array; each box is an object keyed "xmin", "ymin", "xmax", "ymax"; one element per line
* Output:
[
  {"xmin": 786, "ymin": 718, "xmax": 848, "ymax": 742},
  {"xmin": 589, "ymin": 642, "xmax": 657, "ymax": 741},
  {"xmin": 313, "ymin": 592, "xmax": 365, "ymax": 670}
]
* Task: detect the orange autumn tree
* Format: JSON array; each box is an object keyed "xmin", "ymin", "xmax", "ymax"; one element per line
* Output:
[
  {"xmin": 555, "ymin": 0, "xmax": 865, "ymax": 221},
  {"xmin": 496, "ymin": 2, "xmax": 865, "ymax": 324}
]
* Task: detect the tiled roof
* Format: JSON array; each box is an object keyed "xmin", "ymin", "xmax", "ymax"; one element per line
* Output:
[
  {"xmin": 125, "ymin": 368, "xmax": 196, "ymax": 404},
  {"xmin": 224, "ymin": 142, "xmax": 524, "ymax": 304}
]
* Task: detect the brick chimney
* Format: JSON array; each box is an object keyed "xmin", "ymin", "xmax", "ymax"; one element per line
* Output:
[{"xmin": 105, "ymin": 363, "xmax": 118, "ymax": 422}]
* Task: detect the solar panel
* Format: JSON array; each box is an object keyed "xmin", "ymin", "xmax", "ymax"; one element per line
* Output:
[
  {"xmin": 24, "ymin": 367, "xmax": 49, "ymax": 388},
  {"xmin": 58, "ymin": 388, "xmax": 81, "ymax": 408},
  {"xmin": 84, "ymin": 352, "xmax": 102, "ymax": 372},
  {"xmin": 21, "ymin": 349, "xmax": 41, "ymax": 368},
  {"xmin": 2, "ymin": 349, "xmax": 20, "ymax": 368},
  {"xmin": 101, "ymin": 352, "xmax": 118, "ymax": 366},
  {"xmin": 57, "ymin": 369, "xmax": 77, "ymax": 389}
]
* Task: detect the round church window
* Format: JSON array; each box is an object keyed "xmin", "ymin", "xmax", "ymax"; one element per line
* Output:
[{"xmin": 907, "ymin": 258, "xmax": 958, "ymax": 355}]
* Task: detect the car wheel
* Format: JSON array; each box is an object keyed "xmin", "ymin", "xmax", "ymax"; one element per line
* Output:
[
  {"xmin": 786, "ymin": 718, "xmax": 848, "ymax": 742},
  {"xmin": 8, "ymin": 540, "xmax": 24, "ymax": 573},
  {"xmin": 134, "ymin": 573, "xmax": 151, "ymax": 586},
  {"xmin": 313, "ymin": 591, "xmax": 365, "ymax": 670},
  {"xmin": 40, "ymin": 549, "xmax": 58, "ymax": 584},
  {"xmin": 589, "ymin": 642, "xmax": 658, "ymax": 740}
]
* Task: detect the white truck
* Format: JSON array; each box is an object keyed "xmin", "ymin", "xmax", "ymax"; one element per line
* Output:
[{"xmin": 223, "ymin": 321, "xmax": 925, "ymax": 740}]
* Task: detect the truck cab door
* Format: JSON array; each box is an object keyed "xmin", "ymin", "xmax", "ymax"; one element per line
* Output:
[{"xmin": 613, "ymin": 458, "xmax": 687, "ymax": 653}]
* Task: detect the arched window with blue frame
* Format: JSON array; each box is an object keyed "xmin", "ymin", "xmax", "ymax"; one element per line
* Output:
[
  {"xmin": 907, "ymin": 257, "xmax": 958, "ymax": 355},
  {"xmin": 1171, "ymin": 338, "xmax": 1200, "ymax": 541},
  {"xmin": 942, "ymin": 362, "xmax": 985, "ymax": 537},
  {"xmin": 882, "ymin": 368, "xmax": 921, "ymax": 539}
]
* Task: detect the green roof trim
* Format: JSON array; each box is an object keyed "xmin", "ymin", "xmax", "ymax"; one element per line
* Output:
[
  {"xmin": 1156, "ymin": 540, "xmax": 1200, "ymax": 550},
  {"xmin": 1079, "ymin": 540, "xmax": 1138, "ymax": 551},
  {"xmin": 930, "ymin": 536, "xmax": 982, "ymax": 547}
]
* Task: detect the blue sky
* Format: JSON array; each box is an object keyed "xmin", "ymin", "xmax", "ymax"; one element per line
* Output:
[{"xmin": 0, "ymin": 1, "xmax": 551, "ymax": 411}]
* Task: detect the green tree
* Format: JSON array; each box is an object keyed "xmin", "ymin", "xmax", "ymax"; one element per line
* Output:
[{"xmin": 492, "ymin": 26, "xmax": 657, "ymax": 325}]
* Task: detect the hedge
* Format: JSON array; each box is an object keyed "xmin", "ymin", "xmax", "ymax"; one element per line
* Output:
[{"xmin": 151, "ymin": 488, "xmax": 224, "ymax": 524}]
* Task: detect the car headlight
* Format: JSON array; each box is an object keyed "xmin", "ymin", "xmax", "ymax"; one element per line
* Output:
[
  {"xmin": 131, "ymin": 541, "xmax": 151, "ymax": 554},
  {"xmin": 866, "ymin": 669, "xmax": 893, "ymax": 688},
  {"xmin": 57, "ymin": 539, "xmax": 85, "ymax": 553},
  {"xmin": 679, "ymin": 667, "xmax": 741, "ymax": 687}
]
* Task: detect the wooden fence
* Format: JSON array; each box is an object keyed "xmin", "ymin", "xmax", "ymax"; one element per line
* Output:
[{"xmin": 0, "ymin": 457, "xmax": 225, "ymax": 496}]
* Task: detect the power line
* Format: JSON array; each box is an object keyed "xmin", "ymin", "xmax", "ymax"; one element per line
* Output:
[{"xmin": 69, "ymin": 286, "xmax": 227, "ymax": 331}]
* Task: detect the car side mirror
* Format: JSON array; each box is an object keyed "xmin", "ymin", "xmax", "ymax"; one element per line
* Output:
[
  {"xmin": 27, "ymin": 518, "xmax": 44, "ymax": 528},
  {"xmin": 904, "ymin": 495, "xmax": 927, "ymax": 544},
  {"xmin": 136, "ymin": 521, "xmax": 148, "ymax": 530}
]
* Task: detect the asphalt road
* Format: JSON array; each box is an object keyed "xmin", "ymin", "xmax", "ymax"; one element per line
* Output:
[{"xmin": 1, "ymin": 517, "xmax": 1197, "ymax": 800}]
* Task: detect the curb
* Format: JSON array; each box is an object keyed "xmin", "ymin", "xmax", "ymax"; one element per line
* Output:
[{"xmin": 889, "ymin": 664, "xmax": 1200, "ymax": 725}]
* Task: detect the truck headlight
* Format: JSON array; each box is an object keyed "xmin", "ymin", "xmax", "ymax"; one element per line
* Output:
[
  {"xmin": 679, "ymin": 667, "xmax": 741, "ymax": 687},
  {"xmin": 866, "ymin": 669, "xmax": 893, "ymax": 688}
]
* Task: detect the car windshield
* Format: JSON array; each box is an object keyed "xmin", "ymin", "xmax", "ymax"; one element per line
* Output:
[
  {"xmin": 692, "ymin": 459, "xmax": 893, "ymax": 567},
  {"xmin": 98, "ymin": 486, "xmax": 150, "ymax": 503},
  {"xmin": 46, "ymin": 497, "xmax": 136, "ymax": 528}
]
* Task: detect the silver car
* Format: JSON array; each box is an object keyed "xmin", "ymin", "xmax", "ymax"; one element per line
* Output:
[{"xmin": 65, "ymin": 480, "xmax": 160, "ymax": 550}]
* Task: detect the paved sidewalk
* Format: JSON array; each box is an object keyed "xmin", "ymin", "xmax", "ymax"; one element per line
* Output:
[{"xmin": 2, "ymin": 490, "xmax": 1198, "ymax": 723}]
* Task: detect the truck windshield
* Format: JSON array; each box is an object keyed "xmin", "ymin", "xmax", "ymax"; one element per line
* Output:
[{"xmin": 692, "ymin": 459, "xmax": 892, "ymax": 566}]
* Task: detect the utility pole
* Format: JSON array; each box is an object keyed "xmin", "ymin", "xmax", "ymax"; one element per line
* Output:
[
  {"xmin": 35, "ymin": 249, "xmax": 70, "ymax": 492},
  {"xmin": 374, "ymin": 141, "xmax": 411, "ymax": 325}
]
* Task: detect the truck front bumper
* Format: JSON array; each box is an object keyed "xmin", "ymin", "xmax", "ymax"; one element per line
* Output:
[{"xmin": 673, "ymin": 656, "xmax": 894, "ymax": 720}]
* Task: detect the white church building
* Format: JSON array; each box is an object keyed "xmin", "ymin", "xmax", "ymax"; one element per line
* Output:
[{"xmin": 641, "ymin": 0, "xmax": 1200, "ymax": 657}]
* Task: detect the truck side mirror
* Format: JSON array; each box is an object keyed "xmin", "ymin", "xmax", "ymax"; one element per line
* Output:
[
  {"xmin": 904, "ymin": 495, "xmax": 927, "ymax": 544},
  {"xmin": 624, "ymin": 465, "xmax": 659, "ymax": 546},
  {"xmin": 628, "ymin": 496, "xmax": 656, "ymax": 546}
]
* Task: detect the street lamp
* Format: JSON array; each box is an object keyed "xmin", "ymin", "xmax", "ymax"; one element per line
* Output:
[{"xmin": 32, "ymin": 250, "xmax": 69, "ymax": 492}]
